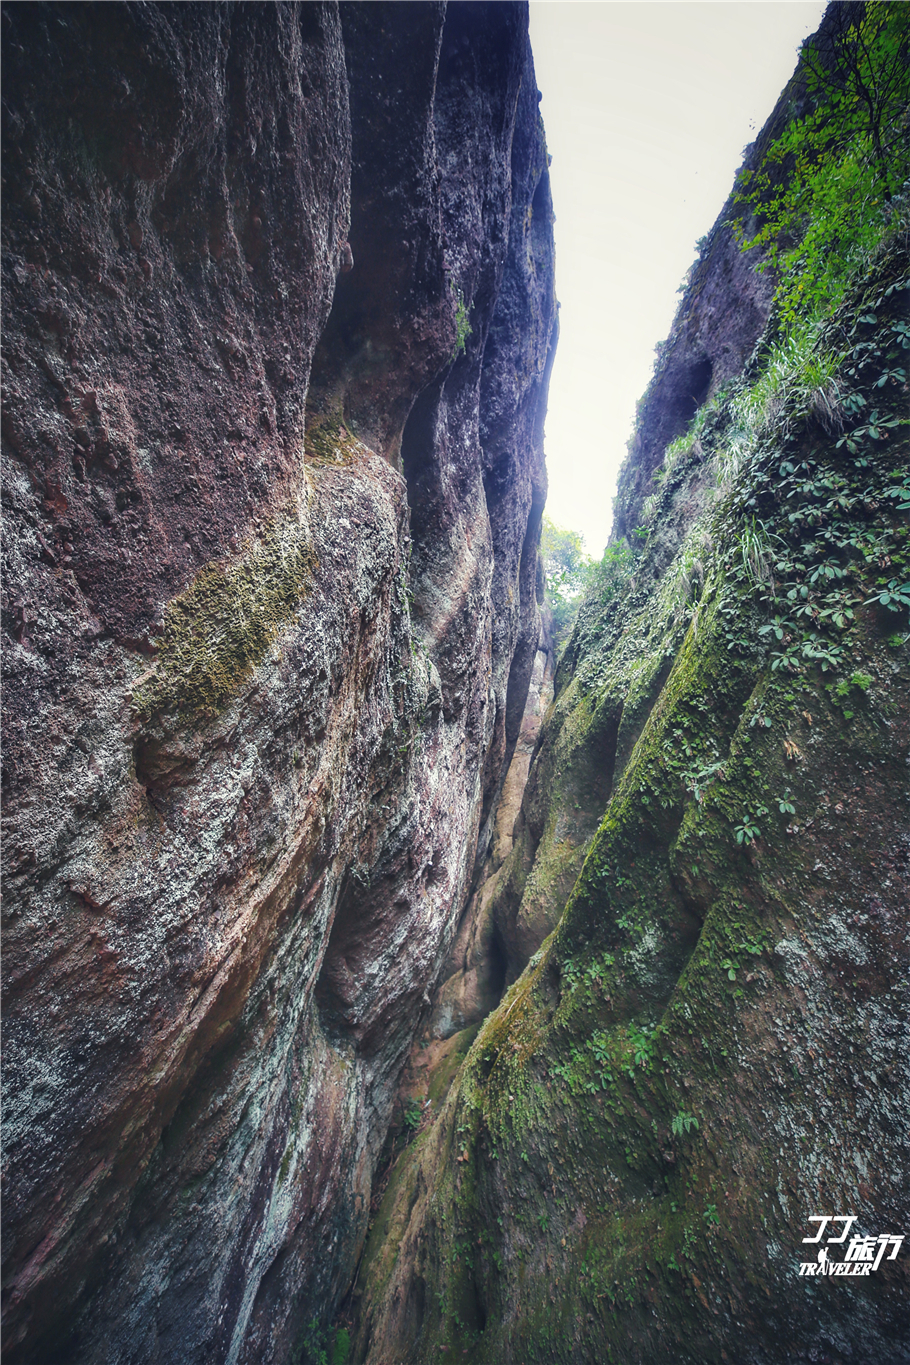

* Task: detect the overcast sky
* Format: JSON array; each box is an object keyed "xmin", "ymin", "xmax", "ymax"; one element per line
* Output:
[{"xmin": 528, "ymin": 1, "xmax": 828, "ymax": 555}]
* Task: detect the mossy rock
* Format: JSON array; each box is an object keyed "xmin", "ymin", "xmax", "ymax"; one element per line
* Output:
[
  {"xmin": 132, "ymin": 507, "xmax": 316, "ymax": 723},
  {"xmin": 304, "ymin": 407, "xmax": 367, "ymax": 467}
]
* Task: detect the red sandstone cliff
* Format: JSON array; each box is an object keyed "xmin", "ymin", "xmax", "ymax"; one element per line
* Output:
[{"xmin": 0, "ymin": 5, "xmax": 556, "ymax": 1361}]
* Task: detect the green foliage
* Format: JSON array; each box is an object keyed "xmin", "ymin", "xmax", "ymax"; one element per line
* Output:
[
  {"xmin": 299, "ymin": 1320, "xmax": 329, "ymax": 1365},
  {"xmin": 590, "ymin": 538, "xmax": 635, "ymax": 603},
  {"xmin": 718, "ymin": 283, "xmax": 910, "ymax": 682},
  {"xmin": 452, "ymin": 287, "xmax": 472, "ymax": 359},
  {"xmin": 403, "ymin": 1097, "xmax": 424, "ymax": 1133},
  {"xmin": 298, "ymin": 1319, "xmax": 350, "ymax": 1365},
  {"xmin": 654, "ymin": 533, "xmax": 712, "ymax": 629},
  {"xmin": 662, "ymin": 430, "xmax": 701, "ymax": 474},
  {"xmin": 331, "ymin": 1328, "xmax": 351, "ymax": 1365},
  {"xmin": 837, "ymin": 406, "xmax": 904, "ymax": 452},
  {"xmin": 541, "ymin": 516, "xmax": 591, "ymax": 599},
  {"xmin": 540, "ymin": 519, "xmax": 637, "ymax": 657},
  {"xmin": 671, "ymin": 1111, "xmax": 699, "ymax": 1137},
  {"xmin": 734, "ymin": 813, "xmax": 762, "ymax": 846},
  {"xmin": 733, "ymin": 2, "xmax": 910, "ymax": 331},
  {"xmin": 562, "ymin": 948, "xmax": 615, "ymax": 995},
  {"xmin": 540, "ymin": 515, "xmax": 595, "ymax": 653},
  {"xmin": 656, "ymin": 387, "xmax": 726, "ymax": 484},
  {"xmin": 866, "ymin": 577, "xmax": 910, "ymax": 610},
  {"xmin": 836, "ymin": 670, "xmax": 873, "ymax": 696},
  {"xmin": 730, "ymin": 325, "xmax": 846, "ymax": 440},
  {"xmin": 625, "ymin": 1022, "xmax": 657, "ymax": 1079}
]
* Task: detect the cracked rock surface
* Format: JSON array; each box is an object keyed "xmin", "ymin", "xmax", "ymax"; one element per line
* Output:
[{"xmin": 0, "ymin": 4, "xmax": 555, "ymax": 1362}]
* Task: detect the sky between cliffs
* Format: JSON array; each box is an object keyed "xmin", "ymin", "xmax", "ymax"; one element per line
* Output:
[{"xmin": 529, "ymin": 0, "xmax": 828, "ymax": 556}]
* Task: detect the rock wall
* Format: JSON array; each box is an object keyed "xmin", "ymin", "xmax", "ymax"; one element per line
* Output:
[
  {"xmin": 352, "ymin": 9, "xmax": 910, "ymax": 1363},
  {"xmin": 428, "ymin": 611, "xmax": 555, "ymax": 1041},
  {"xmin": 0, "ymin": 4, "xmax": 556, "ymax": 1362},
  {"xmin": 439, "ymin": 55, "xmax": 789, "ymax": 1022}
]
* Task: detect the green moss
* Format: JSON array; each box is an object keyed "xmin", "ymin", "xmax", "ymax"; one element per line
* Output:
[
  {"xmin": 424, "ymin": 1025, "xmax": 482, "ymax": 1110},
  {"xmin": 132, "ymin": 508, "xmax": 316, "ymax": 722},
  {"xmin": 304, "ymin": 407, "xmax": 364, "ymax": 466},
  {"xmin": 357, "ymin": 1127, "xmax": 428, "ymax": 1309}
]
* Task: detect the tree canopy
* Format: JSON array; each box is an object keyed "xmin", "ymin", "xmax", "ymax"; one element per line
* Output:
[{"xmin": 540, "ymin": 516, "xmax": 594, "ymax": 653}]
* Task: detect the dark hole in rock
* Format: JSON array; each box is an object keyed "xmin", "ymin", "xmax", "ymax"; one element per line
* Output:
[
  {"xmin": 399, "ymin": 376, "xmax": 447, "ymax": 621},
  {"xmin": 314, "ymin": 876, "xmax": 390, "ymax": 1048},
  {"xmin": 677, "ymin": 354, "xmax": 713, "ymax": 427}
]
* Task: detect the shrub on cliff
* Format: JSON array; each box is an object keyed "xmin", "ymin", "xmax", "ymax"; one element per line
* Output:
[{"xmin": 734, "ymin": 0, "xmax": 910, "ymax": 331}]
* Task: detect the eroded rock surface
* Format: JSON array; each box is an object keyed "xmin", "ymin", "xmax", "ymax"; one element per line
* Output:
[
  {"xmin": 354, "ymin": 258, "xmax": 910, "ymax": 1365},
  {"xmin": 0, "ymin": 4, "xmax": 556, "ymax": 1362},
  {"xmin": 428, "ymin": 615, "xmax": 555, "ymax": 1040},
  {"xmin": 352, "ymin": 11, "xmax": 910, "ymax": 1362}
]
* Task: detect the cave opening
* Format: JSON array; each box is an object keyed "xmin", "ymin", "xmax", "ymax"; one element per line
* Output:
[{"xmin": 681, "ymin": 354, "xmax": 713, "ymax": 424}]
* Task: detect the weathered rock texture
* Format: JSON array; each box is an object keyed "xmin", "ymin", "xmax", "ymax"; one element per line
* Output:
[
  {"xmin": 352, "ymin": 11, "xmax": 910, "ymax": 1363},
  {"xmin": 428, "ymin": 613, "xmax": 555, "ymax": 1040},
  {"xmin": 0, "ymin": 4, "xmax": 556, "ymax": 1362},
  {"xmin": 449, "ymin": 60, "xmax": 812, "ymax": 1012}
]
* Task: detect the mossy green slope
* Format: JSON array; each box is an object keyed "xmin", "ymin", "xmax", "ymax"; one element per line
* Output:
[
  {"xmin": 354, "ymin": 11, "xmax": 910, "ymax": 1356},
  {"xmin": 352, "ymin": 247, "xmax": 910, "ymax": 1362}
]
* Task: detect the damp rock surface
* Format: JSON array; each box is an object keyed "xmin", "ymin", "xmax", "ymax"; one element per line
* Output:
[
  {"xmin": 350, "ymin": 7, "xmax": 910, "ymax": 1362},
  {"xmin": 0, "ymin": 4, "xmax": 555, "ymax": 1362}
]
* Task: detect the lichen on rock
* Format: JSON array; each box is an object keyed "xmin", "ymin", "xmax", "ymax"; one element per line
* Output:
[{"xmin": 132, "ymin": 506, "xmax": 317, "ymax": 722}]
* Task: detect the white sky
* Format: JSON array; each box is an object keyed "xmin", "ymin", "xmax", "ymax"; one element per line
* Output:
[{"xmin": 528, "ymin": 0, "xmax": 828, "ymax": 555}]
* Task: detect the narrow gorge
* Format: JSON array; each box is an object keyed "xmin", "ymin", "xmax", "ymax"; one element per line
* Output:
[{"xmin": 2, "ymin": 4, "xmax": 908, "ymax": 1365}]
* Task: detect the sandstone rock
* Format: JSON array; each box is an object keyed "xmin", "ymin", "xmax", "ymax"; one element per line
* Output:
[
  {"xmin": 0, "ymin": 5, "xmax": 555, "ymax": 1362},
  {"xmin": 351, "ymin": 9, "xmax": 910, "ymax": 1361},
  {"xmin": 428, "ymin": 614, "xmax": 556, "ymax": 1041}
]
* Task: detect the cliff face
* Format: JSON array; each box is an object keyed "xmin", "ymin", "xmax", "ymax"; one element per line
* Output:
[
  {"xmin": 0, "ymin": 4, "xmax": 556, "ymax": 1362},
  {"xmin": 5, "ymin": 4, "xmax": 908, "ymax": 1363},
  {"xmin": 352, "ymin": 11, "xmax": 910, "ymax": 1364}
]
